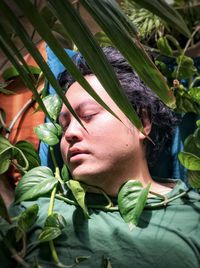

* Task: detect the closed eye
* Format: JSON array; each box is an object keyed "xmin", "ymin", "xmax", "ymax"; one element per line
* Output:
[{"xmin": 81, "ymin": 113, "xmax": 98, "ymax": 121}]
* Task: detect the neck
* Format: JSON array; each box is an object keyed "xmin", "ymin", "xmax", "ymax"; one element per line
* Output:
[{"xmin": 84, "ymin": 158, "xmax": 173, "ymax": 197}]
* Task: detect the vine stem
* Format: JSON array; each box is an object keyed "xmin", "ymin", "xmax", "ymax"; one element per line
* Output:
[
  {"xmin": 47, "ymin": 145, "xmax": 64, "ymax": 266},
  {"xmin": 49, "ymin": 146, "xmax": 63, "ymax": 184},
  {"xmin": 48, "ymin": 185, "xmax": 57, "ymax": 216},
  {"xmin": 56, "ymin": 188, "xmax": 189, "ymax": 212},
  {"xmin": 175, "ymin": 26, "xmax": 200, "ymax": 81},
  {"xmin": 47, "ymin": 185, "xmax": 64, "ymax": 266}
]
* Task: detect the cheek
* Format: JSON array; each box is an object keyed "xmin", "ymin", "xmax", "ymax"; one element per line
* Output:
[{"xmin": 60, "ymin": 137, "xmax": 68, "ymax": 162}]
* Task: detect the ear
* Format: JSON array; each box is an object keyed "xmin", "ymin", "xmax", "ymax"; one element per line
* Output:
[{"xmin": 139, "ymin": 110, "xmax": 152, "ymax": 140}]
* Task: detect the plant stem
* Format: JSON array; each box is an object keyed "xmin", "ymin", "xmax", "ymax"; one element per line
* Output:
[
  {"xmin": 175, "ymin": 26, "xmax": 200, "ymax": 80},
  {"xmin": 1, "ymin": 234, "xmax": 29, "ymax": 268},
  {"xmin": 48, "ymin": 185, "xmax": 57, "ymax": 216},
  {"xmin": 48, "ymin": 185, "xmax": 64, "ymax": 266},
  {"xmin": 49, "ymin": 146, "xmax": 63, "ymax": 185},
  {"xmin": 146, "ymin": 191, "xmax": 188, "ymax": 208}
]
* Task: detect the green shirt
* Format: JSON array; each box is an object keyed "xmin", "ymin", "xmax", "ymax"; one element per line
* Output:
[{"xmin": 1, "ymin": 180, "xmax": 200, "ymax": 267}]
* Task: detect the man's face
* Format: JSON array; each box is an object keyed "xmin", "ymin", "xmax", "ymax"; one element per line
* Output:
[{"xmin": 59, "ymin": 75, "xmax": 145, "ymax": 189}]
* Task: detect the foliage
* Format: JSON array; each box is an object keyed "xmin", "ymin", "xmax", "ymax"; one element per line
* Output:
[{"xmin": 0, "ymin": 0, "xmax": 200, "ymax": 267}]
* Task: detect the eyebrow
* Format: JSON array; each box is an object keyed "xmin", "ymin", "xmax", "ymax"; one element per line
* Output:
[{"xmin": 59, "ymin": 99, "xmax": 102, "ymax": 120}]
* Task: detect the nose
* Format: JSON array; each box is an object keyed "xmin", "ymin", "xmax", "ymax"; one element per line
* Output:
[{"xmin": 64, "ymin": 118, "xmax": 83, "ymax": 143}]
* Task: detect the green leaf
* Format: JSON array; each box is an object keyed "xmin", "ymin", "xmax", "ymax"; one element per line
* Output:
[
  {"xmin": 39, "ymin": 227, "xmax": 61, "ymax": 243},
  {"xmin": 193, "ymin": 128, "xmax": 200, "ymax": 149},
  {"xmin": 16, "ymin": 204, "xmax": 39, "ymax": 241},
  {"xmin": 34, "ymin": 123, "xmax": 62, "ymax": 146},
  {"xmin": 80, "ymin": 0, "xmax": 175, "ymax": 108},
  {"xmin": 131, "ymin": 0, "xmax": 191, "ymax": 38},
  {"xmin": 184, "ymin": 135, "xmax": 200, "ymax": 158},
  {"xmin": 118, "ymin": 180, "xmax": 150, "ymax": 229},
  {"xmin": 0, "ymin": 194, "xmax": 11, "ymax": 223},
  {"xmin": 13, "ymin": 0, "xmax": 120, "ymax": 130},
  {"xmin": 0, "ymin": 138, "xmax": 30, "ymax": 172},
  {"xmin": 44, "ymin": 213, "xmax": 67, "ymax": 229},
  {"xmin": 0, "ymin": 2, "xmax": 59, "ymax": 123},
  {"xmin": 15, "ymin": 141, "xmax": 40, "ymax": 170},
  {"xmin": 0, "ymin": 135, "xmax": 13, "ymax": 174},
  {"xmin": 0, "ymin": 149, "xmax": 12, "ymax": 174},
  {"xmin": 95, "ymin": 31, "xmax": 113, "ymax": 47},
  {"xmin": 0, "ymin": 87, "xmax": 15, "ymax": 95},
  {"xmin": 178, "ymin": 152, "xmax": 200, "ymax": 171},
  {"xmin": 2, "ymin": 66, "xmax": 41, "ymax": 81},
  {"xmin": 15, "ymin": 166, "xmax": 58, "ymax": 203},
  {"xmin": 48, "ymin": 0, "xmax": 143, "ymax": 130},
  {"xmin": 61, "ymin": 165, "xmax": 70, "ymax": 182},
  {"xmin": 42, "ymin": 94, "xmax": 62, "ymax": 121},
  {"xmin": 173, "ymin": 55, "xmax": 197, "ymax": 80},
  {"xmin": 157, "ymin": 37, "xmax": 172, "ymax": 57},
  {"xmin": 0, "ymin": 135, "xmax": 13, "ymax": 152},
  {"xmin": 67, "ymin": 180, "xmax": 90, "ymax": 218},
  {"xmin": 39, "ymin": 213, "xmax": 67, "ymax": 242},
  {"xmin": 188, "ymin": 170, "xmax": 200, "ymax": 189},
  {"xmin": 188, "ymin": 87, "xmax": 200, "ymax": 103}
]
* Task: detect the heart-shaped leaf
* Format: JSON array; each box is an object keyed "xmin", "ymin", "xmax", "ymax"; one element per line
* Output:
[
  {"xmin": 15, "ymin": 166, "xmax": 58, "ymax": 203},
  {"xmin": 173, "ymin": 55, "xmax": 197, "ymax": 80},
  {"xmin": 157, "ymin": 36, "xmax": 172, "ymax": 57},
  {"xmin": 118, "ymin": 180, "xmax": 150, "ymax": 229},
  {"xmin": 44, "ymin": 213, "xmax": 67, "ymax": 229},
  {"xmin": 178, "ymin": 152, "xmax": 200, "ymax": 171},
  {"xmin": 188, "ymin": 170, "xmax": 200, "ymax": 189},
  {"xmin": 61, "ymin": 164, "xmax": 70, "ymax": 182},
  {"xmin": 67, "ymin": 180, "xmax": 89, "ymax": 218},
  {"xmin": 39, "ymin": 213, "xmax": 67, "ymax": 242},
  {"xmin": 0, "ymin": 135, "xmax": 13, "ymax": 152},
  {"xmin": 39, "ymin": 227, "xmax": 61, "ymax": 242},
  {"xmin": 15, "ymin": 141, "xmax": 40, "ymax": 170},
  {"xmin": 16, "ymin": 204, "xmax": 39, "ymax": 241},
  {"xmin": 43, "ymin": 94, "xmax": 62, "ymax": 121},
  {"xmin": 0, "ymin": 149, "xmax": 12, "ymax": 174},
  {"xmin": 184, "ymin": 135, "xmax": 200, "ymax": 158},
  {"xmin": 34, "ymin": 123, "xmax": 62, "ymax": 146},
  {"xmin": 0, "ymin": 135, "xmax": 14, "ymax": 174}
]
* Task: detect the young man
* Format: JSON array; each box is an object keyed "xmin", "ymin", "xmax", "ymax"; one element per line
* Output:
[{"xmin": 2, "ymin": 47, "xmax": 200, "ymax": 267}]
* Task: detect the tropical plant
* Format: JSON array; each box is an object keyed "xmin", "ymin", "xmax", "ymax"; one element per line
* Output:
[{"xmin": 0, "ymin": 0, "xmax": 200, "ymax": 267}]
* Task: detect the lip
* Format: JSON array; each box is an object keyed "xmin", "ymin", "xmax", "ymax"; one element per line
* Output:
[{"xmin": 68, "ymin": 148, "xmax": 89, "ymax": 162}]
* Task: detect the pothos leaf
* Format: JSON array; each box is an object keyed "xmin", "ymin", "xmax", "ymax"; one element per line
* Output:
[
  {"xmin": 34, "ymin": 122, "xmax": 62, "ymax": 146},
  {"xmin": 39, "ymin": 213, "xmax": 67, "ymax": 242},
  {"xmin": 44, "ymin": 213, "xmax": 67, "ymax": 229},
  {"xmin": 61, "ymin": 164, "xmax": 70, "ymax": 182},
  {"xmin": 118, "ymin": 180, "xmax": 150, "ymax": 230},
  {"xmin": 15, "ymin": 140, "xmax": 40, "ymax": 170},
  {"xmin": 15, "ymin": 166, "xmax": 58, "ymax": 203},
  {"xmin": 157, "ymin": 37, "xmax": 172, "ymax": 57},
  {"xmin": 39, "ymin": 227, "xmax": 61, "ymax": 243},
  {"xmin": 0, "ymin": 149, "xmax": 12, "ymax": 174},
  {"xmin": 36, "ymin": 94, "xmax": 62, "ymax": 121},
  {"xmin": 172, "ymin": 55, "xmax": 197, "ymax": 80},
  {"xmin": 66, "ymin": 180, "xmax": 90, "ymax": 218},
  {"xmin": 178, "ymin": 152, "xmax": 200, "ymax": 171},
  {"xmin": 16, "ymin": 204, "xmax": 39, "ymax": 241},
  {"xmin": 188, "ymin": 170, "xmax": 200, "ymax": 189}
]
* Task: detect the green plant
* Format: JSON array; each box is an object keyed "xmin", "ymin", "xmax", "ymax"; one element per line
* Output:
[{"xmin": 1, "ymin": 1, "xmax": 200, "ymax": 266}]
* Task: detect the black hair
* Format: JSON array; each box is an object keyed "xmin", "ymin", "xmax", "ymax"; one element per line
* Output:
[{"xmin": 58, "ymin": 46, "xmax": 180, "ymax": 167}]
